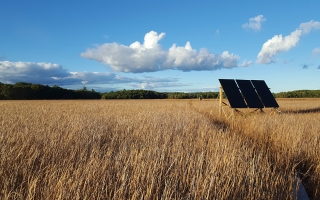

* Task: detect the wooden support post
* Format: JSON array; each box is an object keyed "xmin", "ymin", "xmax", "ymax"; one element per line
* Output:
[
  {"xmin": 219, "ymin": 84, "xmax": 222, "ymax": 118},
  {"xmin": 232, "ymin": 108, "xmax": 235, "ymax": 120}
]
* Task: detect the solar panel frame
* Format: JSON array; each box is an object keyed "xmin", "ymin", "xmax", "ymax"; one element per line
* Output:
[
  {"xmin": 219, "ymin": 79, "xmax": 247, "ymax": 108},
  {"xmin": 236, "ymin": 80, "xmax": 264, "ymax": 108},
  {"xmin": 251, "ymin": 80, "xmax": 279, "ymax": 108}
]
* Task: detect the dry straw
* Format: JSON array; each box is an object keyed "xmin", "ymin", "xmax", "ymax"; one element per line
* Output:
[{"xmin": 0, "ymin": 99, "xmax": 319, "ymax": 199}]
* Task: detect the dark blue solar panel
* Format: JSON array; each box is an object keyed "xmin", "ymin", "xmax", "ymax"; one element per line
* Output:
[
  {"xmin": 236, "ymin": 80, "xmax": 264, "ymax": 108},
  {"xmin": 251, "ymin": 80, "xmax": 279, "ymax": 108},
  {"xmin": 219, "ymin": 79, "xmax": 247, "ymax": 108}
]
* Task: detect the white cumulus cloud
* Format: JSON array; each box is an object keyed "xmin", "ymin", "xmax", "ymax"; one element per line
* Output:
[
  {"xmin": 81, "ymin": 31, "xmax": 167, "ymax": 73},
  {"xmin": 257, "ymin": 20, "xmax": 320, "ymax": 64},
  {"xmin": 242, "ymin": 15, "xmax": 266, "ymax": 31},
  {"xmin": 81, "ymin": 31, "xmax": 243, "ymax": 73},
  {"xmin": 240, "ymin": 60, "xmax": 253, "ymax": 67},
  {"xmin": 257, "ymin": 30, "xmax": 302, "ymax": 64},
  {"xmin": 299, "ymin": 20, "xmax": 320, "ymax": 34},
  {"xmin": 313, "ymin": 47, "xmax": 320, "ymax": 57}
]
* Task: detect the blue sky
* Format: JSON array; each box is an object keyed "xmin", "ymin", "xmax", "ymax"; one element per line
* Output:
[{"xmin": 1, "ymin": 1, "xmax": 320, "ymax": 93}]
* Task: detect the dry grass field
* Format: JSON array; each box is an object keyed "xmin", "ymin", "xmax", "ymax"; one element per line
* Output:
[{"xmin": 0, "ymin": 99, "xmax": 319, "ymax": 199}]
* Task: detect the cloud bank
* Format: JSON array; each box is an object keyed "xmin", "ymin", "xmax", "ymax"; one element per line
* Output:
[
  {"xmin": 257, "ymin": 20, "xmax": 320, "ymax": 64},
  {"xmin": 0, "ymin": 61, "xmax": 183, "ymax": 90},
  {"xmin": 81, "ymin": 31, "xmax": 243, "ymax": 73},
  {"xmin": 242, "ymin": 15, "xmax": 266, "ymax": 31},
  {"xmin": 0, "ymin": 61, "xmax": 70, "ymax": 84}
]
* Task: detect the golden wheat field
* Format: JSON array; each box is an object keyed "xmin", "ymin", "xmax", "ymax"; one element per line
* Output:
[{"xmin": 0, "ymin": 99, "xmax": 320, "ymax": 199}]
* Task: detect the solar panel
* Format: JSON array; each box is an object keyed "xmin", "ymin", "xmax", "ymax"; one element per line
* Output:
[
  {"xmin": 251, "ymin": 80, "xmax": 279, "ymax": 108},
  {"xmin": 219, "ymin": 79, "xmax": 247, "ymax": 108},
  {"xmin": 236, "ymin": 80, "xmax": 264, "ymax": 108}
]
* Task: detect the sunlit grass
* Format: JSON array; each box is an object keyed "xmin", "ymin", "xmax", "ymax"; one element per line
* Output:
[{"xmin": 0, "ymin": 99, "xmax": 319, "ymax": 199}]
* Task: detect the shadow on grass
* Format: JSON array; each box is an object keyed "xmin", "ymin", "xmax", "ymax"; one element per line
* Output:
[{"xmin": 284, "ymin": 107, "xmax": 320, "ymax": 114}]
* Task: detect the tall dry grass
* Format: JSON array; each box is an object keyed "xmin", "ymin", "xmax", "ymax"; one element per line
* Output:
[
  {"xmin": 196, "ymin": 98, "xmax": 320, "ymax": 199},
  {"xmin": 0, "ymin": 99, "xmax": 319, "ymax": 199}
]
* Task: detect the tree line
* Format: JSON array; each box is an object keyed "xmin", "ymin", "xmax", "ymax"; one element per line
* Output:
[
  {"xmin": 101, "ymin": 89, "xmax": 167, "ymax": 99},
  {"xmin": 0, "ymin": 82, "xmax": 101, "ymax": 100},
  {"xmin": 101, "ymin": 90, "xmax": 220, "ymax": 99},
  {"xmin": 275, "ymin": 90, "xmax": 320, "ymax": 98},
  {"xmin": 1, "ymin": 82, "xmax": 320, "ymax": 100}
]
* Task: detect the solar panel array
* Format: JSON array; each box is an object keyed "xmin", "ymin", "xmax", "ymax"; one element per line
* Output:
[{"xmin": 219, "ymin": 79, "xmax": 279, "ymax": 108}]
